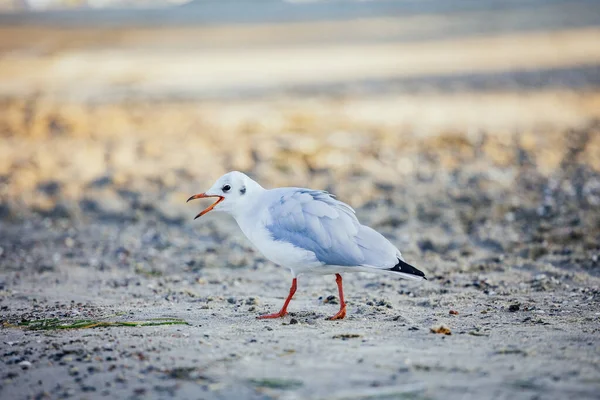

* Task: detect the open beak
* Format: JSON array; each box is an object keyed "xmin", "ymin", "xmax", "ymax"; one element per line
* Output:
[{"xmin": 186, "ymin": 193, "xmax": 225, "ymax": 219}]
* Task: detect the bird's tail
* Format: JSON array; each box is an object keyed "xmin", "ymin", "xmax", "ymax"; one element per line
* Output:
[{"xmin": 387, "ymin": 258, "xmax": 427, "ymax": 281}]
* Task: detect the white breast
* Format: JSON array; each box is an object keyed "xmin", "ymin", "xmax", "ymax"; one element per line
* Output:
[{"xmin": 235, "ymin": 214, "xmax": 321, "ymax": 275}]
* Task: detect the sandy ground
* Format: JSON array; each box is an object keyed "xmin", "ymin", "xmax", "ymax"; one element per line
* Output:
[
  {"xmin": 1, "ymin": 5, "xmax": 600, "ymax": 400},
  {"xmin": 1, "ymin": 98, "xmax": 599, "ymax": 399}
]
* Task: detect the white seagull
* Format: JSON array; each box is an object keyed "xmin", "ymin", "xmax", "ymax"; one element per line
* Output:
[{"xmin": 187, "ymin": 171, "xmax": 426, "ymax": 320}]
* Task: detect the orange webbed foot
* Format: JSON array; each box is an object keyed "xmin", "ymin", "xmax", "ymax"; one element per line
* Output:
[
  {"xmin": 328, "ymin": 305, "xmax": 347, "ymax": 320},
  {"xmin": 257, "ymin": 311, "xmax": 288, "ymax": 320}
]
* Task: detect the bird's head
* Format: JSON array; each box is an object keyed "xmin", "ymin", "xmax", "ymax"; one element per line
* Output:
[{"xmin": 187, "ymin": 171, "xmax": 260, "ymax": 219}]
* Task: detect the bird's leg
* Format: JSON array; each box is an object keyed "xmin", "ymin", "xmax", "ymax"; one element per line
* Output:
[
  {"xmin": 328, "ymin": 273, "xmax": 347, "ymax": 320},
  {"xmin": 257, "ymin": 278, "xmax": 297, "ymax": 319}
]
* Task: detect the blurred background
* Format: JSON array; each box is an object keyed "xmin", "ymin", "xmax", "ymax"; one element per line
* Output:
[
  {"xmin": 1, "ymin": 0, "xmax": 599, "ymax": 221},
  {"xmin": 0, "ymin": 0, "xmax": 599, "ymax": 272}
]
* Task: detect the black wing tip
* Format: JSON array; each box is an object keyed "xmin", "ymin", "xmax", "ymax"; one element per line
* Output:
[{"xmin": 389, "ymin": 258, "xmax": 426, "ymax": 279}]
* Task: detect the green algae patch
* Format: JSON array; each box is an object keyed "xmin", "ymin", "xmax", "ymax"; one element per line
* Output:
[
  {"xmin": 248, "ymin": 378, "xmax": 303, "ymax": 390},
  {"xmin": 15, "ymin": 317, "xmax": 189, "ymax": 331}
]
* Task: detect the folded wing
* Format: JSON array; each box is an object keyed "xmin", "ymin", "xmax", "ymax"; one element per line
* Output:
[{"xmin": 265, "ymin": 188, "xmax": 399, "ymax": 269}]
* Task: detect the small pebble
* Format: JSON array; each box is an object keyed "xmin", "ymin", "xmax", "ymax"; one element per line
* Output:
[
  {"xmin": 19, "ymin": 361, "xmax": 32, "ymax": 369},
  {"xmin": 133, "ymin": 388, "xmax": 147, "ymax": 395},
  {"xmin": 430, "ymin": 324, "xmax": 452, "ymax": 335}
]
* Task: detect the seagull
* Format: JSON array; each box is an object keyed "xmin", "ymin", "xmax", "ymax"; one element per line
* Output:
[{"xmin": 187, "ymin": 171, "xmax": 426, "ymax": 320}]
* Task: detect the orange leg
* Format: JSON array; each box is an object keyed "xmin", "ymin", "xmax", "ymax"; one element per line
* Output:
[
  {"xmin": 328, "ymin": 274, "xmax": 347, "ymax": 320},
  {"xmin": 257, "ymin": 278, "xmax": 297, "ymax": 319}
]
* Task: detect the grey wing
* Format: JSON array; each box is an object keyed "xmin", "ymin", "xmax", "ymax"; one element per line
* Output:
[{"xmin": 265, "ymin": 188, "xmax": 400, "ymax": 268}]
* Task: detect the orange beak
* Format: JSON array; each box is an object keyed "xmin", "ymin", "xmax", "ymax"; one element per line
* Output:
[{"xmin": 186, "ymin": 193, "xmax": 225, "ymax": 219}]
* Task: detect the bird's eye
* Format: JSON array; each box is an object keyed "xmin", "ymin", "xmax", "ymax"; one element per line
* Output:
[{"xmin": 222, "ymin": 184, "xmax": 231, "ymax": 193}]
